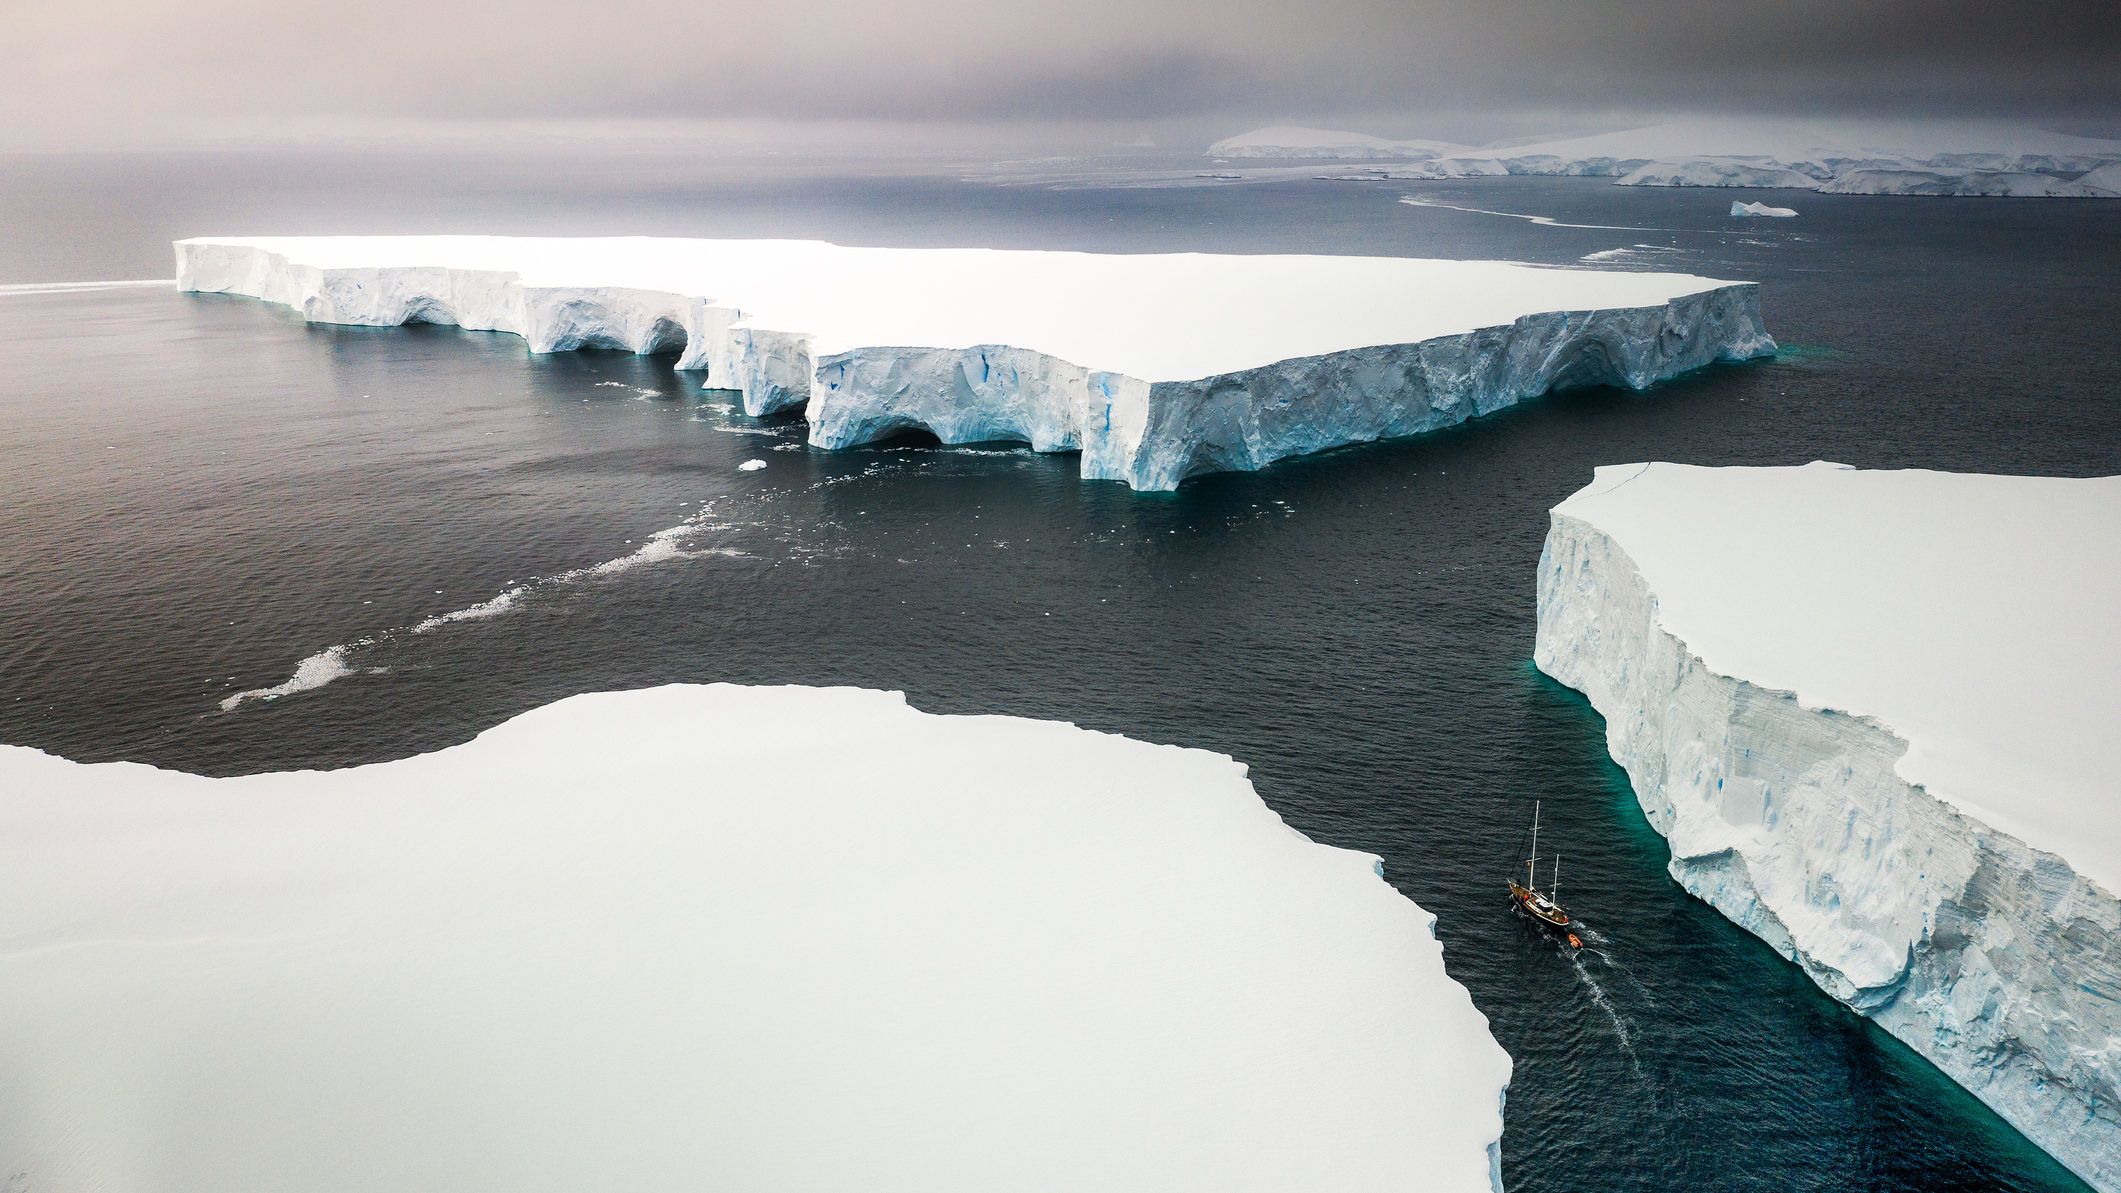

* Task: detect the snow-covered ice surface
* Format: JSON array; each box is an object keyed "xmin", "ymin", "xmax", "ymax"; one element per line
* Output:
[
  {"xmin": 1616, "ymin": 159, "xmax": 1822, "ymax": 190},
  {"xmin": 177, "ymin": 236, "xmax": 1773, "ymax": 491},
  {"xmin": 2080, "ymin": 163, "xmax": 2121, "ymax": 194},
  {"xmin": 0, "ymin": 278, "xmax": 174, "ymax": 298},
  {"xmin": 1534, "ymin": 462, "xmax": 2121, "ymax": 1191},
  {"xmin": 1819, "ymin": 169, "xmax": 2121, "ymax": 198},
  {"xmin": 1438, "ymin": 118, "xmax": 2121, "ymax": 179},
  {"xmin": 0, "ymin": 683, "xmax": 1511, "ymax": 1193},
  {"xmin": 1730, "ymin": 201, "xmax": 1798, "ymax": 218}
]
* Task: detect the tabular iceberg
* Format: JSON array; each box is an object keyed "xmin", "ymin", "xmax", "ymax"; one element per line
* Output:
[
  {"xmin": 177, "ymin": 236, "xmax": 1774, "ymax": 491},
  {"xmin": 1533, "ymin": 462, "xmax": 2121, "ymax": 1191},
  {"xmin": 0, "ymin": 683, "xmax": 1511, "ymax": 1193}
]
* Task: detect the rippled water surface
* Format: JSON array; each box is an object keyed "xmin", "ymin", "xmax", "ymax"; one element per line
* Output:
[{"xmin": 4, "ymin": 153, "xmax": 2118, "ymax": 1191}]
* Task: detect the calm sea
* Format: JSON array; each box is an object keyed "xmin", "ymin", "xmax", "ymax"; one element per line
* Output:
[{"xmin": 4, "ymin": 150, "xmax": 2117, "ymax": 1191}]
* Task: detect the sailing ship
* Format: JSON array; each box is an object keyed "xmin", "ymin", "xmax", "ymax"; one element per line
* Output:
[{"xmin": 1508, "ymin": 800, "xmax": 1581, "ymax": 949}]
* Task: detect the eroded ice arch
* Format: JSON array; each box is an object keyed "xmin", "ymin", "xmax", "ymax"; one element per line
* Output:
[{"xmin": 178, "ymin": 235, "xmax": 1773, "ymax": 490}]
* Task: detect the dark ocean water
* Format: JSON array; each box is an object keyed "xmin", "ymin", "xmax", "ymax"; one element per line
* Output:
[{"xmin": 3, "ymin": 152, "xmax": 2118, "ymax": 1191}]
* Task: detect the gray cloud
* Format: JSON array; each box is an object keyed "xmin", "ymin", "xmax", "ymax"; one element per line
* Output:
[{"xmin": 5, "ymin": 0, "xmax": 2117, "ymax": 149}]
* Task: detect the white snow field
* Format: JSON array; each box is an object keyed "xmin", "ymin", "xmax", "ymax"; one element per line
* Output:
[
  {"xmin": 0, "ymin": 683, "xmax": 1512, "ymax": 1193},
  {"xmin": 1729, "ymin": 201, "xmax": 1798, "ymax": 218},
  {"xmin": 1534, "ymin": 463, "xmax": 2121, "ymax": 1191},
  {"xmin": 177, "ymin": 236, "xmax": 1773, "ymax": 491}
]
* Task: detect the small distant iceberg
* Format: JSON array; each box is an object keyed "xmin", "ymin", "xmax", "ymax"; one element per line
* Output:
[
  {"xmin": 178, "ymin": 236, "xmax": 1774, "ymax": 492},
  {"xmin": 1730, "ymin": 200, "xmax": 1798, "ymax": 218}
]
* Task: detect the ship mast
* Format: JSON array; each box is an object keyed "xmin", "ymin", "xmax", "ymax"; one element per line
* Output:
[
  {"xmin": 1527, "ymin": 800, "xmax": 1540, "ymax": 891},
  {"xmin": 1552, "ymin": 853, "xmax": 1561, "ymax": 903}
]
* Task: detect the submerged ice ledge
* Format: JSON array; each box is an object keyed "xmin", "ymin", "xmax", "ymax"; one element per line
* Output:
[
  {"xmin": 1534, "ymin": 463, "xmax": 2121, "ymax": 1192},
  {"xmin": 0, "ymin": 683, "xmax": 1511, "ymax": 1193},
  {"xmin": 176, "ymin": 236, "xmax": 1773, "ymax": 491}
]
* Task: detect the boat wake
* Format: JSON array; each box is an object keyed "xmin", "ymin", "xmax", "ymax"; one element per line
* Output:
[
  {"xmin": 1573, "ymin": 926, "xmax": 1659, "ymax": 1008},
  {"xmin": 1567, "ymin": 945, "xmax": 1658, "ymax": 1111},
  {"xmin": 1567, "ymin": 947, "xmax": 1636, "ymax": 1051}
]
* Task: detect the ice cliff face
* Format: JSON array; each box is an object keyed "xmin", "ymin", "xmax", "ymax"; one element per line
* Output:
[
  {"xmin": 811, "ymin": 289, "xmax": 1772, "ymax": 492},
  {"xmin": 1534, "ymin": 464, "xmax": 2121, "ymax": 1192},
  {"xmin": 177, "ymin": 237, "xmax": 1774, "ymax": 492},
  {"xmin": 1819, "ymin": 169, "xmax": 2121, "ymax": 198},
  {"xmin": 1617, "ymin": 159, "xmax": 1823, "ymax": 189},
  {"xmin": 1090, "ymin": 292, "xmax": 1770, "ymax": 491}
]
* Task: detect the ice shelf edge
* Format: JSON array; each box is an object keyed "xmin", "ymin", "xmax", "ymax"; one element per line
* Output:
[
  {"xmin": 176, "ymin": 238, "xmax": 1773, "ymax": 491},
  {"xmin": 1533, "ymin": 506, "xmax": 2121, "ymax": 1193}
]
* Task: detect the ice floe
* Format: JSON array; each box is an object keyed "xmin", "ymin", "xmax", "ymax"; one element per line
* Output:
[{"xmin": 0, "ymin": 683, "xmax": 1512, "ymax": 1193}]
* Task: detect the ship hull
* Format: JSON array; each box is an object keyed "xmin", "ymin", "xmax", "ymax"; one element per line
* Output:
[{"xmin": 1507, "ymin": 880, "xmax": 1578, "ymax": 946}]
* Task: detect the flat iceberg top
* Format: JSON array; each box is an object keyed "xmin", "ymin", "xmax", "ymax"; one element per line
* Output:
[
  {"xmin": 0, "ymin": 684, "xmax": 1509, "ymax": 1193},
  {"xmin": 1618, "ymin": 159, "xmax": 1822, "ymax": 189},
  {"xmin": 1555, "ymin": 462, "xmax": 2121, "ymax": 896},
  {"xmin": 181, "ymin": 234, "xmax": 1746, "ymax": 384}
]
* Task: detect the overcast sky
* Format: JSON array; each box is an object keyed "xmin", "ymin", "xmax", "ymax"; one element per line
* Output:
[{"xmin": 9, "ymin": 0, "xmax": 2118, "ymax": 151}]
